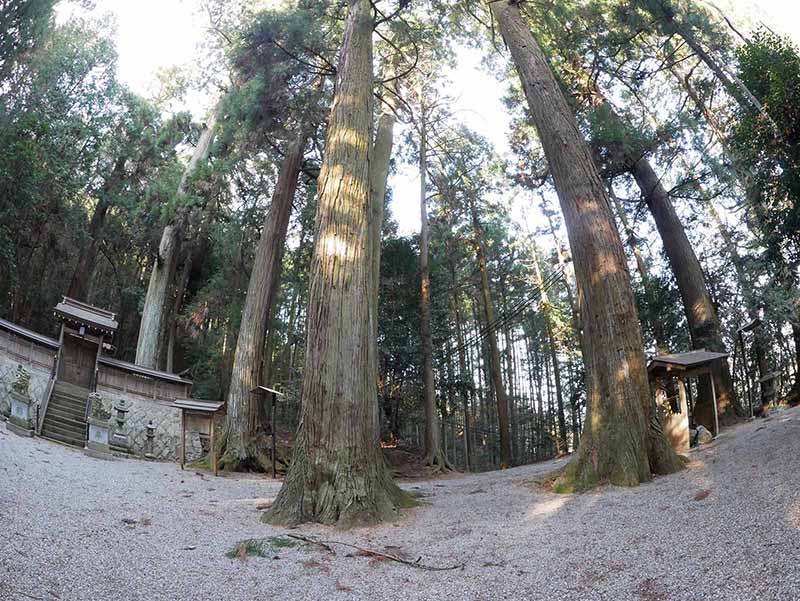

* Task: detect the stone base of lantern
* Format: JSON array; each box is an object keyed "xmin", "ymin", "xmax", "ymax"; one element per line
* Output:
[
  {"xmin": 7, "ymin": 420, "xmax": 34, "ymax": 437},
  {"xmin": 7, "ymin": 390, "xmax": 34, "ymax": 437},
  {"xmin": 85, "ymin": 416, "xmax": 113, "ymax": 460}
]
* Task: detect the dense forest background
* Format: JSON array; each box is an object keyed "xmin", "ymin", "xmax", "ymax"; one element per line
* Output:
[{"xmin": 2, "ymin": 0, "xmax": 800, "ymax": 475}]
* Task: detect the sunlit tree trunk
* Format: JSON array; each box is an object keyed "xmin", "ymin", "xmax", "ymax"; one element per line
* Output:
[
  {"xmin": 135, "ymin": 113, "xmax": 217, "ymax": 369},
  {"xmin": 490, "ymin": 0, "xmax": 682, "ymax": 491},
  {"xmin": 265, "ymin": 0, "xmax": 406, "ymax": 526}
]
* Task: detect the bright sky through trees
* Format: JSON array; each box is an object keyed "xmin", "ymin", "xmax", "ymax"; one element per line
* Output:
[{"xmin": 56, "ymin": 0, "xmax": 800, "ymax": 236}]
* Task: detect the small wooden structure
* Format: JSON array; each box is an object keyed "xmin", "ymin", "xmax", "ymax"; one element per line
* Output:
[
  {"xmin": 54, "ymin": 297, "xmax": 118, "ymax": 391},
  {"xmin": 648, "ymin": 350, "xmax": 729, "ymax": 452},
  {"xmin": 251, "ymin": 385, "xmax": 284, "ymax": 478},
  {"xmin": 172, "ymin": 399, "xmax": 223, "ymax": 476}
]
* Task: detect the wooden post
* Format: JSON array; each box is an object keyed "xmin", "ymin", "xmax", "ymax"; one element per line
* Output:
[
  {"xmin": 271, "ymin": 392, "xmax": 277, "ymax": 479},
  {"xmin": 210, "ymin": 416, "xmax": 218, "ymax": 477},
  {"xmin": 179, "ymin": 410, "xmax": 185, "ymax": 470},
  {"xmin": 709, "ymin": 370, "xmax": 719, "ymax": 437}
]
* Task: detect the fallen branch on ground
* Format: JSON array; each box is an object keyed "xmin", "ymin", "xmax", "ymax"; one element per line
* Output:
[{"xmin": 286, "ymin": 533, "xmax": 464, "ymax": 571}]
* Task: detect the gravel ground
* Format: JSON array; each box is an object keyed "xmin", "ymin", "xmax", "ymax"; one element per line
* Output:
[{"xmin": 2, "ymin": 407, "xmax": 799, "ymax": 601}]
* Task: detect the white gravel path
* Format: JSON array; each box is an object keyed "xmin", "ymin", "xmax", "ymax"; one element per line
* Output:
[{"xmin": 2, "ymin": 407, "xmax": 799, "ymax": 601}]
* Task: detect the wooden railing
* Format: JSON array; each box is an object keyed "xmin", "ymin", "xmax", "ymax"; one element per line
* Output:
[{"xmin": 36, "ymin": 376, "xmax": 56, "ymax": 434}]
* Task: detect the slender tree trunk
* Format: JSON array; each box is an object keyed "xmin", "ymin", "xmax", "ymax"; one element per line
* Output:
[
  {"xmin": 265, "ymin": 0, "xmax": 407, "ymax": 527},
  {"xmin": 530, "ymin": 242, "xmax": 568, "ymax": 452},
  {"xmin": 470, "ymin": 199, "xmax": 513, "ymax": 468},
  {"xmin": 67, "ymin": 158, "xmax": 127, "ymax": 300},
  {"xmin": 219, "ymin": 128, "xmax": 308, "ymax": 472},
  {"xmin": 630, "ymin": 157, "xmax": 740, "ymax": 426},
  {"xmin": 452, "ymin": 287, "xmax": 472, "ymax": 472},
  {"xmin": 608, "ymin": 184, "xmax": 670, "ymax": 354},
  {"xmin": 490, "ymin": 0, "xmax": 682, "ymax": 490},
  {"xmin": 369, "ymin": 62, "xmax": 398, "ymax": 327},
  {"xmin": 643, "ymin": 0, "xmax": 778, "ymax": 130},
  {"xmin": 135, "ymin": 113, "xmax": 217, "ymax": 368},
  {"xmin": 418, "ymin": 106, "xmax": 449, "ymax": 470}
]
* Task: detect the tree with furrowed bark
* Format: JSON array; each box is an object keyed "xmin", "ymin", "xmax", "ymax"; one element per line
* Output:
[
  {"xmin": 265, "ymin": 0, "xmax": 409, "ymax": 526},
  {"xmin": 484, "ymin": 0, "xmax": 683, "ymax": 491}
]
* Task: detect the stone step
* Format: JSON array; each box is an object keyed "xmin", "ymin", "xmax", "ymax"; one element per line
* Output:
[
  {"xmin": 47, "ymin": 399, "xmax": 86, "ymax": 421},
  {"xmin": 52, "ymin": 387, "xmax": 89, "ymax": 405},
  {"xmin": 54, "ymin": 381, "xmax": 89, "ymax": 395},
  {"xmin": 44, "ymin": 412, "xmax": 86, "ymax": 433},
  {"xmin": 49, "ymin": 395, "xmax": 86, "ymax": 414},
  {"xmin": 40, "ymin": 428, "xmax": 84, "ymax": 448},
  {"xmin": 42, "ymin": 416, "xmax": 84, "ymax": 438}
]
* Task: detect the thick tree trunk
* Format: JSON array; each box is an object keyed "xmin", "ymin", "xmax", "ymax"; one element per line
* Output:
[
  {"xmin": 264, "ymin": 0, "xmax": 407, "ymax": 527},
  {"xmin": 630, "ymin": 158, "xmax": 740, "ymax": 426},
  {"xmin": 418, "ymin": 110, "xmax": 449, "ymax": 470},
  {"xmin": 219, "ymin": 128, "xmax": 308, "ymax": 472},
  {"xmin": 135, "ymin": 113, "xmax": 217, "ymax": 369},
  {"xmin": 470, "ymin": 200, "xmax": 513, "ymax": 468},
  {"xmin": 490, "ymin": 0, "xmax": 682, "ymax": 491}
]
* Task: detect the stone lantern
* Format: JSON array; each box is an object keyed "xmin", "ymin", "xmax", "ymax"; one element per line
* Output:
[
  {"xmin": 110, "ymin": 398, "xmax": 131, "ymax": 451},
  {"xmin": 7, "ymin": 365, "xmax": 35, "ymax": 437},
  {"xmin": 144, "ymin": 420, "xmax": 156, "ymax": 459}
]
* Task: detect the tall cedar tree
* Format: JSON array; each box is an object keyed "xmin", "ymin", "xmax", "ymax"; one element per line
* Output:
[
  {"xmin": 265, "ymin": 0, "xmax": 408, "ymax": 526},
  {"xmin": 488, "ymin": 0, "xmax": 683, "ymax": 491}
]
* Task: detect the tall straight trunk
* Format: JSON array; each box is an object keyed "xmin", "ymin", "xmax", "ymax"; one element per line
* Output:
[
  {"xmin": 166, "ymin": 248, "xmax": 194, "ymax": 373},
  {"xmin": 541, "ymin": 203, "xmax": 582, "ymax": 345},
  {"xmin": 452, "ymin": 292, "xmax": 472, "ymax": 472},
  {"xmin": 135, "ymin": 112, "xmax": 218, "ymax": 369},
  {"xmin": 418, "ymin": 107, "xmax": 448, "ymax": 470},
  {"xmin": 530, "ymin": 242, "xmax": 568, "ymax": 452},
  {"xmin": 369, "ymin": 64, "xmax": 398, "ymax": 329},
  {"xmin": 220, "ymin": 128, "xmax": 308, "ymax": 471},
  {"xmin": 68, "ymin": 157, "xmax": 127, "ymax": 300},
  {"xmin": 490, "ymin": 0, "xmax": 682, "ymax": 491},
  {"xmin": 265, "ymin": 0, "xmax": 406, "ymax": 527},
  {"xmin": 642, "ymin": 0, "xmax": 777, "ymax": 130},
  {"xmin": 470, "ymin": 198, "xmax": 513, "ymax": 468},
  {"xmin": 608, "ymin": 184, "xmax": 670, "ymax": 354},
  {"xmin": 630, "ymin": 158, "xmax": 740, "ymax": 426}
]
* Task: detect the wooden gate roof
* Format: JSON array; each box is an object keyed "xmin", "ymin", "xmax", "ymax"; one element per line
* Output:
[{"xmin": 54, "ymin": 297, "xmax": 118, "ymax": 335}]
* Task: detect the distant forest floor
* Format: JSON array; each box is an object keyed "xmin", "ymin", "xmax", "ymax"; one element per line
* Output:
[{"xmin": 2, "ymin": 407, "xmax": 799, "ymax": 600}]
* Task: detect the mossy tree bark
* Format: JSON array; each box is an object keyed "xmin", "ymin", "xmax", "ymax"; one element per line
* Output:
[
  {"xmin": 219, "ymin": 128, "xmax": 309, "ymax": 472},
  {"xmin": 135, "ymin": 113, "xmax": 217, "ymax": 369},
  {"xmin": 489, "ymin": 0, "xmax": 683, "ymax": 491},
  {"xmin": 264, "ymin": 0, "xmax": 407, "ymax": 527}
]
